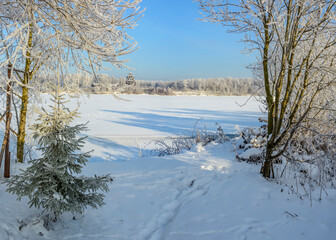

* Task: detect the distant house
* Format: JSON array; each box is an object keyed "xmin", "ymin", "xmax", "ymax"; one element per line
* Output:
[{"xmin": 126, "ymin": 72, "xmax": 136, "ymax": 85}]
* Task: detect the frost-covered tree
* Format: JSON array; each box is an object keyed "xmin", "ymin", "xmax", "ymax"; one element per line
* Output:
[
  {"xmin": 5, "ymin": 90, "xmax": 111, "ymax": 225},
  {"xmin": 0, "ymin": 0, "xmax": 143, "ymax": 163},
  {"xmin": 196, "ymin": 0, "xmax": 336, "ymax": 178}
]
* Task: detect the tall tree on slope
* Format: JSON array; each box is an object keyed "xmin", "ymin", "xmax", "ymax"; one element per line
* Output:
[
  {"xmin": 0, "ymin": 0, "xmax": 143, "ymax": 163},
  {"xmin": 196, "ymin": 0, "xmax": 336, "ymax": 177}
]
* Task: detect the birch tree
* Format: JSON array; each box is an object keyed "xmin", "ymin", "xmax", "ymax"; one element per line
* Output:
[
  {"xmin": 0, "ymin": 0, "xmax": 143, "ymax": 163},
  {"xmin": 196, "ymin": 0, "xmax": 336, "ymax": 178}
]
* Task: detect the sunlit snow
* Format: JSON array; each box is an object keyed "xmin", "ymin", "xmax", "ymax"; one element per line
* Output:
[{"xmin": 0, "ymin": 95, "xmax": 335, "ymax": 240}]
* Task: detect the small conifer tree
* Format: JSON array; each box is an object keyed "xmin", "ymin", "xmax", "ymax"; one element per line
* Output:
[{"xmin": 6, "ymin": 90, "xmax": 111, "ymax": 226}]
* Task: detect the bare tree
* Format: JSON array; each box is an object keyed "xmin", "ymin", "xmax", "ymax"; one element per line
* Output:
[
  {"xmin": 196, "ymin": 0, "xmax": 336, "ymax": 178},
  {"xmin": 0, "ymin": 0, "xmax": 143, "ymax": 163}
]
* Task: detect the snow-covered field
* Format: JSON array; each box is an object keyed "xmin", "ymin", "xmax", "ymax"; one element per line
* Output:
[
  {"xmin": 76, "ymin": 95, "xmax": 263, "ymax": 162},
  {"xmin": 1, "ymin": 95, "xmax": 335, "ymax": 240}
]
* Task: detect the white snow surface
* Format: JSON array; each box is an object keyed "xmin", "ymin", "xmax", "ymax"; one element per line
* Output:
[
  {"xmin": 70, "ymin": 95, "xmax": 263, "ymax": 162},
  {"xmin": 0, "ymin": 95, "xmax": 335, "ymax": 240},
  {"xmin": 238, "ymin": 147, "xmax": 263, "ymax": 159}
]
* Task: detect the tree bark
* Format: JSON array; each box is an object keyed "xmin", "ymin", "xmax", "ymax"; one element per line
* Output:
[
  {"xmin": 261, "ymin": 13, "xmax": 275, "ymax": 178},
  {"xmin": 17, "ymin": 86, "xmax": 29, "ymax": 163},
  {"xmin": 17, "ymin": 26, "xmax": 33, "ymax": 163},
  {"xmin": 261, "ymin": 144, "xmax": 274, "ymax": 178},
  {"xmin": 4, "ymin": 117, "xmax": 11, "ymax": 178},
  {"xmin": 0, "ymin": 63, "xmax": 13, "ymax": 170}
]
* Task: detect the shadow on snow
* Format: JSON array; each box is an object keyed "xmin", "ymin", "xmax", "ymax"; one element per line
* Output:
[
  {"xmin": 86, "ymin": 136, "xmax": 143, "ymax": 162},
  {"xmin": 101, "ymin": 108, "xmax": 263, "ymax": 135}
]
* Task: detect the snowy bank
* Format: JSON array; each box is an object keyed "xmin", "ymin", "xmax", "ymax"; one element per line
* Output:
[{"xmin": 1, "ymin": 142, "xmax": 335, "ymax": 240}]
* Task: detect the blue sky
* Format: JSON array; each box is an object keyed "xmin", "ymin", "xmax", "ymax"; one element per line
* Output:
[{"xmin": 105, "ymin": 0, "xmax": 254, "ymax": 81}]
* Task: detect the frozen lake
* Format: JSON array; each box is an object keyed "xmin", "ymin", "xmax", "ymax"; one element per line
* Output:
[{"xmin": 68, "ymin": 95, "xmax": 264, "ymax": 162}]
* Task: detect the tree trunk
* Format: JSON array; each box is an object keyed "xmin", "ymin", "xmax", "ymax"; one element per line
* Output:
[
  {"xmin": 261, "ymin": 144, "xmax": 274, "ymax": 178},
  {"xmin": 4, "ymin": 119, "xmax": 11, "ymax": 178},
  {"xmin": 17, "ymin": 26, "xmax": 33, "ymax": 163},
  {"xmin": 261, "ymin": 15, "xmax": 275, "ymax": 179},
  {"xmin": 0, "ymin": 64, "xmax": 13, "ymax": 170},
  {"xmin": 261, "ymin": 160, "xmax": 273, "ymax": 178},
  {"xmin": 17, "ymin": 86, "xmax": 29, "ymax": 163}
]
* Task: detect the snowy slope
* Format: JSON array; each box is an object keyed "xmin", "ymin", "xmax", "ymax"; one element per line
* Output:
[
  {"xmin": 0, "ymin": 95, "xmax": 335, "ymax": 240},
  {"xmin": 1, "ymin": 142, "xmax": 335, "ymax": 240}
]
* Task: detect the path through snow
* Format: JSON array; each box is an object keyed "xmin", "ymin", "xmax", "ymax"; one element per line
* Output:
[{"xmin": 1, "ymin": 142, "xmax": 335, "ymax": 240}]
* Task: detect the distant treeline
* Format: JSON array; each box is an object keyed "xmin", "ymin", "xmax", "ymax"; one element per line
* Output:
[
  {"xmin": 76, "ymin": 74, "xmax": 262, "ymax": 96},
  {"xmin": 123, "ymin": 78, "xmax": 262, "ymax": 96},
  {"xmin": 2, "ymin": 74, "xmax": 263, "ymax": 96}
]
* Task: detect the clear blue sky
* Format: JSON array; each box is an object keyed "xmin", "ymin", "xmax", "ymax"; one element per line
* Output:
[{"xmin": 104, "ymin": 0, "xmax": 254, "ymax": 81}]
